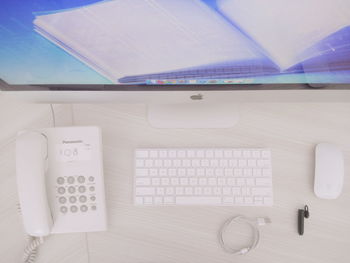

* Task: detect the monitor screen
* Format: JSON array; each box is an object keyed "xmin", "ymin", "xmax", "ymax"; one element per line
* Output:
[{"xmin": 1, "ymin": 0, "xmax": 350, "ymax": 86}]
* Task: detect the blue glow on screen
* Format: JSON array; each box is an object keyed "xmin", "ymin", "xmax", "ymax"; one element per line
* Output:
[{"xmin": 0, "ymin": 0, "xmax": 350, "ymax": 85}]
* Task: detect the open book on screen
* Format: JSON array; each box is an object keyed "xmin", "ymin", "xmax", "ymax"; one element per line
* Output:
[{"xmin": 33, "ymin": 0, "xmax": 350, "ymax": 83}]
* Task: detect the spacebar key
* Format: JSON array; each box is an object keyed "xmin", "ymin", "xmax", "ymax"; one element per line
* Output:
[{"xmin": 175, "ymin": 197, "xmax": 222, "ymax": 205}]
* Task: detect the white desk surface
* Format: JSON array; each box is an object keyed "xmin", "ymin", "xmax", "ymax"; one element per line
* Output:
[{"xmin": 0, "ymin": 98, "xmax": 350, "ymax": 263}]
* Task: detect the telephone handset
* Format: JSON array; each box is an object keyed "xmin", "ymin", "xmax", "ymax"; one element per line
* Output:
[{"xmin": 16, "ymin": 126, "xmax": 107, "ymax": 237}]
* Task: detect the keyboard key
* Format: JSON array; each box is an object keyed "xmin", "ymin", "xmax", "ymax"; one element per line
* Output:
[
  {"xmin": 194, "ymin": 187, "xmax": 202, "ymax": 195},
  {"xmin": 213, "ymin": 187, "xmax": 222, "ymax": 195},
  {"xmin": 175, "ymin": 187, "xmax": 184, "ymax": 195},
  {"xmin": 199, "ymin": 178, "xmax": 207, "ymax": 185},
  {"xmin": 262, "ymin": 169, "xmax": 272, "ymax": 177},
  {"xmin": 136, "ymin": 151, "xmax": 148, "ymax": 158},
  {"xmin": 149, "ymin": 151, "xmax": 158, "ymax": 158},
  {"xmin": 238, "ymin": 160, "xmax": 247, "ymax": 167},
  {"xmin": 223, "ymin": 187, "xmax": 231, "ymax": 195},
  {"xmin": 205, "ymin": 150, "xmax": 214, "ymax": 158},
  {"xmin": 152, "ymin": 178, "xmax": 161, "ymax": 185},
  {"xmin": 135, "ymin": 160, "xmax": 144, "ymax": 167},
  {"xmin": 156, "ymin": 188, "xmax": 165, "ymax": 195},
  {"xmin": 218, "ymin": 178, "xmax": 225, "ymax": 186},
  {"xmin": 171, "ymin": 178, "xmax": 179, "ymax": 185},
  {"xmin": 245, "ymin": 197, "xmax": 253, "ymax": 204},
  {"xmin": 235, "ymin": 197, "xmax": 244, "ymax": 204},
  {"xmin": 136, "ymin": 187, "xmax": 155, "ymax": 196},
  {"xmin": 203, "ymin": 187, "xmax": 212, "ymax": 195},
  {"xmin": 136, "ymin": 169, "xmax": 148, "ymax": 176},
  {"xmin": 185, "ymin": 187, "xmax": 193, "ymax": 195},
  {"xmin": 176, "ymin": 197, "xmax": 221, "ymax": 205},
  {"xmin": 168, "ymin": 150, "xmax": 177, "ymax": 158},
  {"xmin": 262, "ymin": 151, "xmax": 271, "ymax": 158},
  {"xmin": 159, "ymin": 151, "xmax": 167, "ymax": 158},
  {"xmin": 215, "ymin": 169, "xmax": 224, "ymax": 176},
  {"xmin": 214, "ymin": 150, "xmax": 223, "ymax": 158},
  {"xmin": 189, "ymin": 178, "xmax": 198, "ymax": 185},
  {"xmin": 223, "ymin": 197, "xmax": 234, "ymax": 205},
  {"xmin": 224, "ymin": 150, "xmax": 233, "ymax": 158},
  {"xmin": 154, "ymin": 197, "xmax": 163, "ymax": 205},
  {"xmin": 136, "ymin": 178, "xmax": 150, "ymax": 186},
  {"xmin": 166, "ymin": 187, "xmax": 174, "ymax": 195},
  {"xmin": 229, "ymin": 160, "xmax": 238, "ymax": 167},
  {"xmin": 145, "ymin": 160, "xmax": 153, "ymax": 167},
  {"xmin": 161, "ymin": 178, "xmax": 170, "ymax": 185},
  {"xmin": 208, "ymin": 178, "xmax": 217, "ymax": 185},
  {"xmin": 227, "ymin": 178, "xmax": 235, "ymax": 186},
  {"xmin": 232, "ymin": 187, "xmax": 241, "ymax": 195},
  {"xmin": 154, "ymin": 160, "xmax": 163, "ymax": 167},
  {"xmin": 237, "ymin": 178, "xmax": 245, "ymax": 186},
  {"xmin": 180, "ymin": 178, "xmax": 189, "ymax": 185},
  {"xmin": 164, "ymin": 197, "xmax": 174, "ymax": 204}
]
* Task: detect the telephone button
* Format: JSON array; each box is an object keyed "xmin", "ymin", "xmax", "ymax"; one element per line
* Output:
[
  {"xmin": 70, "ymin": 205, "xmax": 78, "ymax": 213},
  {"xmin": 59, "ymin": 196, "xmax": 67, "ymax": 204},
  {"xmin": 68, "ymin": 186, "xmax": 76, "ymax": 194},
  {"xmin": 78, "ymin": 186, "xmax": 86, "ymax": 193},
  {"xmin": 77, "ymin": 176, "xmax": 85, "ymax": 183},
  {"xmin": 88, "ymin": 176, "xmax": 95, "ymax": 182},
  {"xmin": 57, "ymin": 177, "xmax": 65, "ymax": 185},
  {"xmin": 60, "ymin": 206, "xmax": 68, "ymax": 213},
  {"xmin": 91, "ymin": 205, "xmax": 97, "ymax": 211},
  {"xmin": 79, "ymin": 195, "xmax": 87, "ymax": 203},
  {"xmin": 89, "ymin": 186, "xmax": 95, "ymax": 192},
  {"xmin": 67, "ymin": 176, "xmax": 75, "ymax": 184},
  {"xmin": 69, "ymin": 196, "xmax": 77, "ymax": 203},
  {"xmin": 58, "ymin": 187, "xmax": 66, "ymax": 194},
  {"xmin": 90, "ymin": 196, "xmax": 96, "ymax": 202},
  {"xmin": 80, "ymin": 205, "xmax": 88, "ymax": 212}
]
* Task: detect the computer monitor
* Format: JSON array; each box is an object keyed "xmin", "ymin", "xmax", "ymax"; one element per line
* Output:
[{"xmin": 1, "ymin": 0, "xmax": 350, "ymax": 127}]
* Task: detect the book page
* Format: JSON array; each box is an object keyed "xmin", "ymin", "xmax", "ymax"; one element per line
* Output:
[
  {"xmin": 217, "ymin": 0, "xmax": 350, "ymax": 70},
  {"xmin": 34, "ymin": 0, "xmax": 264, "ymax": 83}
]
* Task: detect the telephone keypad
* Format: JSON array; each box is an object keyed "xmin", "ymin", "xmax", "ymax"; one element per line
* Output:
[
  {"xmin": 57, "ymin": 177, "xmax": 65, "ymax": 185},
  {"xmin": 67, "ymin": 176, "xmax": 75, "ymax": 184},
  {"xmin": 80, "ymin": 205, "xmax": 88, "ymax": 212},
  {"xmin": 78, "ymin": 176, "xmax": 85, "ymax": 183},
  {"xmin": 68, "ymin": 186, "xmax": 76, "ymax": 194},
  {"xmin": 58, "ymin": 187, "xmax": 66, "ymax": 194},
  {"xmin": 59, "ymin": 196, "xmax": 67, "ymax": 204},
  {"xmin": 78, "ymin": 185, "xmax": 86, "ymax": 193},
  {"xmin": 69, "ymin": 196, "xmax": 77, "ymax": 203},
  {"xmin": 56, "ymin": 174, "xmax": 98, "ymax": 214}
]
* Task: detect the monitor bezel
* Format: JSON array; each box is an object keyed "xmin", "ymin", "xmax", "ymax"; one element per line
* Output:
[{"xmin": 1, "ymin": 79, "xmax": 350, "ymax": 92}]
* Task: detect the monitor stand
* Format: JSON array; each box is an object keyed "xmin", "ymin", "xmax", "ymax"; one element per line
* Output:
[{"xmin": 148, "ymin": 103, "xmax": 239, "ymax": 128}]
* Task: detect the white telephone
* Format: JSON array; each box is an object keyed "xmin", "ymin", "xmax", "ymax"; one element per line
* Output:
[{"xmin": 16, "ymin": 126, "xmax": 107, "ymax": 237}]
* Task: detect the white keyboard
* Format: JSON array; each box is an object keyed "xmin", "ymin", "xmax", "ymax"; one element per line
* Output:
[{"xmin": 134, "ymin": 148, "xmax": 273, "ymax": 206}]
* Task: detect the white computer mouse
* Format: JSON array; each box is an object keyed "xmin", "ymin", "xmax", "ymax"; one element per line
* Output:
[{"xmin": 314, "ymin": 143, "xmax": 344, "ymax": 199}]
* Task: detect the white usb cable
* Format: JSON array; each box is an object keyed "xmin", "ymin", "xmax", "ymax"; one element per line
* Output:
[{"xmin": 218, "ymin": 215, "xmax": 271, "ymax": 255}]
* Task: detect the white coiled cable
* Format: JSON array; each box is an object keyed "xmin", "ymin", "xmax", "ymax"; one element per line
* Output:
[
  {"xmin": 218, "ymin": 215, "xmax": 271, "ymax": 255},
  {"xmin": 23, "ymin": 236, "xmax": 44, "ymax": 263}
]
